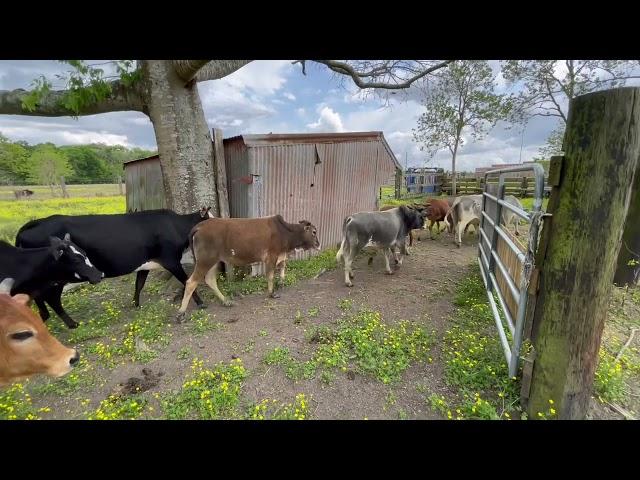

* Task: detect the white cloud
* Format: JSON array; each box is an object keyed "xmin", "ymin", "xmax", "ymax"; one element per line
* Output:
[
  {"xmin": 1, "ymin": 124, "xmax": 131, "ymax": 147},
  {"xmin": 284, "ymin": 92, "xmax": 296, "ymax": 101},
  {"xmin": 307, "ymin": 107, "xmax": 345, "ymax": 132},
  {"xmin": 60, "ymin": 131, "xmax": 131, "ymax": 146},
  {"xmin": 208, "ymin": 60, "xmax": 293, "ymax": 95},
  {"xmin": 296, "ymin": 108, "xmax": 306, "ymax": 117}
]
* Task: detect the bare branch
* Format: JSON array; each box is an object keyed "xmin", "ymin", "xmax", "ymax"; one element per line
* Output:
[
  {"xmin": 0, "ymin": 80, "xmax": 144, "ymax": 117},
  {"xmin": 312, "ymin": 60, "xmax": 454, "ymax": 89}
]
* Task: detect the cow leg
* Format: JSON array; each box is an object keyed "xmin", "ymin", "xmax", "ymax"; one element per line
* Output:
[
  {"xmin": 164, "ymin": 261, "xmax": 204, "ymax": 308},
  {"xmin": 35, "ymin": 297, "xmax": 50, "ymax": 322},
  {"xmin": 42, "ymin": 285, "xmax": 79, "ymax": 329},
  {"xmin": 429, "ymin": 220, "xmax": 436, "ymax": 240},
  {"xmin": 343, "ymin": 248, "xmax": 355, "ymax": 287},
  {"xmin": 514, "ymin": 220, "xmax": 521, "ymax": 236},
  {"xmin": 278, "ymin": 259, "xmax": 287, "ymax": 284},
  {"xmin": 176, "ymin": 262, "xmax": 212, "ymax": 321},
  {"xmin": 204, "ymin": 263, "xmax": 233, "ymax": 307},
  {"xmin": 383, "ymin": 248, "xmax": 394, "ymax": 275},
  {"xmin": 266, "ymin": 260, "xmax": 280, "ymax": 299},
  {"xmin": 457, "ymin": 222, "xmax": 463, "ymax": 248},
  {"xmin": 133, "ymin": 270, "xmax": 149, "ymax": 307}
]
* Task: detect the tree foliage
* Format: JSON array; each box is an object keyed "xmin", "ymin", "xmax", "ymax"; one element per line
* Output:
[
  {"xmin": 412, "ymin": 61, "xmax": 508, "ymax": 193},
  {"xmin": 0, "ymin": 134, "xmax": 155, "ymax": 185},
  {"xmin": 26, "ymin": 144, "xmax": 73, "ymax": 187},
  {"xmin": 501, "ymin": 60, "xmax": 640, "ymax": 156}
]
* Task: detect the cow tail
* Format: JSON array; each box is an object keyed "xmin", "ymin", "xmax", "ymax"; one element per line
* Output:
[
  {"xmin": 336, "ymin": 216, "xmax": 353, "ymax": 264},
  {"xmin": 189, "ymin": 226, "xmax": 199, "ymax": 263}
]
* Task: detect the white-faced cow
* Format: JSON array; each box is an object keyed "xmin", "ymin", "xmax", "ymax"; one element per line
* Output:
[
  {"xmin": 0, "ymin": 236, "xmax": 103, "ymax": 329},
  {"xmin": 446, "ymin": 194, "xmax": 525, "ymax": 247},
  {"xmin": 0, "ymin": 279, "xmax": 79, "ymax": 386},
  {"xmin": 15, "ymin": 207, "xmax": 214, "ymax": 328},
  {"xmin": 336, "ymin": 205, "xmax": 425, "ymax": 287},
  {"xmin": 176, "ymin": 215, "xmax": 321, "ymax": 321}
]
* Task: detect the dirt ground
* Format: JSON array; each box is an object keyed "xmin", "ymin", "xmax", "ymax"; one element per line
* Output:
[{"xmin": 27, "ymin": 227, "xmax": 480, "ymax": 420}]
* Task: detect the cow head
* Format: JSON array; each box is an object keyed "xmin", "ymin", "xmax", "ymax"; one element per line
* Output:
[
  {"xmin": 49, "ymin": 234, "xmax": 103, "ymax": 284},
  {"xmin": 298, "ymin": 220, "xmax": 321, "ymax": 251},
  {"xmin": 199, "ymin": 206, "xmax": 214, "ymax": 219},
  {"xmin": 399, "ymin": 205, "xmax": 426, "ymax": 231},
  {"xmin": 0, "ymin": 289, "xmax": 79, "ymax": 386}
]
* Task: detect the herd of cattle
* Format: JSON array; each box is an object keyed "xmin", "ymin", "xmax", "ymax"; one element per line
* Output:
[{"xmin": 0, "ymin": 194, "xmax": 523, "ymax": 387}]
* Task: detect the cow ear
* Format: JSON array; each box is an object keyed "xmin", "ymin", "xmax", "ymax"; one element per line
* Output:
[
  {"xmin": 11, "ymin": 293, "xmax": 31, "ymax": 306},
  {"xmin": 49, "ymin": 237, "xmax": 63, "ymax": 260},
  {"xmin": 63, "ymin": 233, "xmax": 71, "ymax": 244}
]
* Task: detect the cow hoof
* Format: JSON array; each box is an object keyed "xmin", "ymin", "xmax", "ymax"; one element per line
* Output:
[
  {"xmin": 367, "ymin": 257, "xmax": 373, "ymax": 265},
  {"xmin": 222, "ymin": 300, "xmax": 235, "ymax": 307},
  {"xmin": 269, "ymin": 293, "xmax": 281, "ymax": 299},
  {"xmin": 66, "ymin": 321, "xmax": 79, "ymax": 329},
  {"xmin": 385, "ymin": 270, "xmax": 394, "ymax": 275},
  {"xmin": 196, "ymin": 303, "xmax": 208, "ymax": 310},
  {"xmin": 175, "ymin": 312, "xmax": 187, "ymax": 324},
  {"xmin": 345, "ymin": 282, "xmax": 354, "ymax": 288},
  {"xmin": 456, "ymin": 244, "xmax": 461, "ymax": 249},
  {"xmin": 349, "ymin": 272, "xmax": 355, "ymax": 279}
]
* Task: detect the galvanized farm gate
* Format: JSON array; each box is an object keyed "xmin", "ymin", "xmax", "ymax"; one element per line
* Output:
[{"xmin": 477, "ymin": 163, "xmax": 546, "ymax": 377}]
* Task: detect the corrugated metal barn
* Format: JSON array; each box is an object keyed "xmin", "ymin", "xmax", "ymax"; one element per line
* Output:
[{"xmin": 124, "ymin": 131, "xmax": 401, "ymax": 272}]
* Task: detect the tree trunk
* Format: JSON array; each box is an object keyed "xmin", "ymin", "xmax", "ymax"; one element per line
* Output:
[
  {"xmin": 614, "ymin": 167, "xmax": 640, "ymax": 287},
  {"xmin": 451, "ymin": 143, "xmax": 459, "ymax": 197},
  {"xmin": 141, "ymin": 60, "xmax": 219, "ymax": 216},
  {"xmin": 60, "ymin": 176, "xmax": 69, "ymax": 198},
  {"xmin": 527, "ymin": 87, "xmax": 640, "ymax": 420}
]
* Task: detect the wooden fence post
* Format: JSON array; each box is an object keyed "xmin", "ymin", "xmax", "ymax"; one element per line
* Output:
[{"xmin": 526, "ymin": 87, "xmax": 640, "ymax": 420}]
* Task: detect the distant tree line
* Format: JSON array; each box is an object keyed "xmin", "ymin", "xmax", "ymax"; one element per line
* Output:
[{"xmin": 0, "ymin": 133, "xmax": 155, "ymax": 187}]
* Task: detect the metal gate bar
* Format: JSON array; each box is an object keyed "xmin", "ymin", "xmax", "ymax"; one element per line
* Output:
[{"xmin": 478, "ymin": 164, "xmax": 545, "ymax": 377}]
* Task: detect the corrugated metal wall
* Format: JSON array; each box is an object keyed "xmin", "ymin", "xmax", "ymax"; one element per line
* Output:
[
  {"xmin": 245, "ymin": 139, "xmax": 396, "ymax": 274},
  {"xmin": 124, "ymin": 158, "xmax": 166, "ymax": 212}
]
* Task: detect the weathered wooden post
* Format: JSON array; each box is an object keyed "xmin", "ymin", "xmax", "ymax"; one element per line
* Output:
[
  {"xmin": 526, "ymin": 87, "xmax": 640, "ymax": 420},
  {"xmin": 395, "ymin": 168, "xmax": 402, "ymax": 199}
]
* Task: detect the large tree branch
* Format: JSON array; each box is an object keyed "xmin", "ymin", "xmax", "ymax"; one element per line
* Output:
[
  {"xmin": 182, "ymin": 60, "xmax": 253, "ymax": 83},
  {"xmin": 310, "ymin": 60, "xmax": 454, "ymax": 89},
  {"xmin": 172, "ymin": 60, "xmax": 211, "ymax": 82},
  {"xmin": 0, "ymin": 79, "xmax": 144, "ymax": 116}
]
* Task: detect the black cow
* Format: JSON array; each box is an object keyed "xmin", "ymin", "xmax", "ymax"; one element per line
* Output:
[
  {"xmin": 15, "ymin": 207, "xmax": 213, "ymax": 328},
  {"xmin": 0, "ymin": 235, "xmax": 104, "ymax": 328}
]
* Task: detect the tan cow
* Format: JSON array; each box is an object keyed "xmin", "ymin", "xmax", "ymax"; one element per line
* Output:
[
  {"xmin": 176, "ymin": 215, "xmax": 320, "ymax": 320},
  {"xmin": 0, "ymin": 279, "xmax": 79, "ymax": 386}
]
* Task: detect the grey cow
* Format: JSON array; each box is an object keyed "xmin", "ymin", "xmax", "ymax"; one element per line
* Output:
[{"xmin": 336, "ymin": 206, "xmax": 425, "ymax": 287}]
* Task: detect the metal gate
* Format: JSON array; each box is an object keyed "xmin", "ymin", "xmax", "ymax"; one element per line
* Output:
[{"xmin": 477, "ymin": 164, "xmax": 546, "ymax": 377}]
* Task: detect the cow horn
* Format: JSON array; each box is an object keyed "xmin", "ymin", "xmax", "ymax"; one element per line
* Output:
[{"xmin": 0, "ymin": 278, "xmax": 15, "ymax": 294}]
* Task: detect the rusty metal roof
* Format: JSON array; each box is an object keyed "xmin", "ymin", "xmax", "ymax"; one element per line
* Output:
[
  {"xmin": 224, "ymin": 131, "xmax": 401, "ymax": 170},
  {"xmin": 123, "ymin": 131, "xmax": 401, "ymax": 170},
  {"xmin": 123, "ymin": 154, "xmax": 158, "ymax": 166}
]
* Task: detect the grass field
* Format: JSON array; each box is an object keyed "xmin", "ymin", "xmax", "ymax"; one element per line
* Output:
[
  {"xmin": 0, "ymin": 196, "xmax": 125, "ymax": 243},
  {"xmin": 0, "ymin": 183, "xmax": 124, "ymax": 201}
]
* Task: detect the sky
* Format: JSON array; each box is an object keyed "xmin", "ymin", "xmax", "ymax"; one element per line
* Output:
[{"xmin": 0, "ymin": 59, "xmax": 611, "ymax": 173}]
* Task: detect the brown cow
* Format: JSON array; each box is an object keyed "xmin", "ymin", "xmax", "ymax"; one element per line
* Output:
[
  {"xmin": 423, "ymin": 199, "xmax": 450, "ymax": 239},
  {"xmin": 0, "ymin": 279, "xmax": 79, "ymax": 386},
  {"xmin": 176, "ymin": 215, "xmax": 320, "ymax": 320}
]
